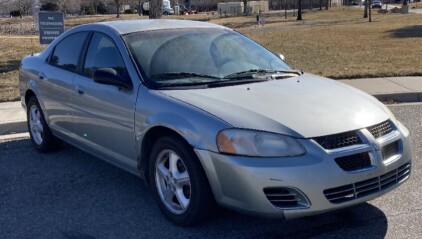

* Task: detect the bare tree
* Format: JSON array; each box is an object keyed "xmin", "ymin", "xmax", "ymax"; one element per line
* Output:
[
  {"xmin": 149, "ymin": 0, "xmax": 162, "ymax": 19},
  {"xmin": 115, "ymin": 0, "xmax": 121, "ymax": 17},
  {"xmin": 58, "ymin": 0, "xmax": 81, "ymax": 15},
  {"xmin": 363, "ymin": 0, "xmax": 368, "ymax": 18},
  {"xmin": 297, "ymin": 0, "xmax": 302, "ymax": 20},
  {"xmin": 0, "ymin": 0, "xmax": 14, "ymax": 14},
  {"xmin": 14, "ymin": 0, "xmax": 33, "ymax": 15},
  {"xmin": 138, "ymin": 0, "xmax": 142, "ymax": 15}
]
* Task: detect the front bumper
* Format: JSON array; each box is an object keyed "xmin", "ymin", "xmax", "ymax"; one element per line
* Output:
[{"xmin": 195, "ymin": 121, "xmax": 412, "ymax": 219}]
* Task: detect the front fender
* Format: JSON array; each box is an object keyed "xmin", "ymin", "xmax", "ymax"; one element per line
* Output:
[{"xmin": 134, "ymin": 88, "xmax": 231, "ymax": 154}]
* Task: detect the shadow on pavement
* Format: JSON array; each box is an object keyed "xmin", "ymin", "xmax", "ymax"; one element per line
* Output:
[
  {"xmin": 0, "ymin": 139, "xmax": 388, "ymax": 239},
  {"xmin": 387, "ymin": 25, "xmax": 422, "ymax": 38}
]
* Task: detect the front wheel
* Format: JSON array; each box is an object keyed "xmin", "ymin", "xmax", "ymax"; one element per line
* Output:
[
  {"xmin": 149, "ymin": 135, "xmax": 215, "ymax": 226},
  {"xmin": 27, "ymin": 96, "xmax": 60, "ymax": 152}
]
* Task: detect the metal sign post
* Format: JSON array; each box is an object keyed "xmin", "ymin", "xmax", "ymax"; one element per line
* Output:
[{"xmin": 38, "ymin": 12, "xmax": 65, "ymax": 45}]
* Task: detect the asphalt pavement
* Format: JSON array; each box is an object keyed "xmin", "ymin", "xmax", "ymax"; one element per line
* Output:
[{"xmin": 0, "ymin": 103, "xmax": 421, "ymax": 238}]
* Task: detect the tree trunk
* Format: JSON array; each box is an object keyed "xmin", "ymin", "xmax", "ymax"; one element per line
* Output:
[
  {"xmin": 325, "ymin": 0, "xmax": 329, "ymax": 10},
  {"xmin": 243, "ymin": 0, "xmax": 248, "ymax": 13},
  {"xmin": 149, "ymin": 0, "xmax": 163, "ymax": 19},
  {"xmin": 297, "ymin": 0, "xmax": 302, "ymax": 20},
  {"xmin": 138, "ymin": 0, "xmax": 142, "ymax": 16},
  {"xmin": 364, "ymin": 0, "xmax": 368, "ymax": 18},
  {"xmin": 319, "ymin": 0, "xmax": 322, "ymax": 10},
  {"xmin": 115, "ymin": 0, "xmax": 120, "ymax": 18},
  {"xmin": 369, "ymin": 0, "xmax": 372, "ymax": 22}
]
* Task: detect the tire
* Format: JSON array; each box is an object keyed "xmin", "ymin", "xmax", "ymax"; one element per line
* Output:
[
  {"xmin": 148, "ymin": 135, "xmax": 215, "ymax": 226},
  {"xmin": 27, "ymin": 96, "xmax": 60, "ymax": 153}
]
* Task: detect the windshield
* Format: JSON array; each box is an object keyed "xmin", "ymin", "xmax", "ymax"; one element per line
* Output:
[{"xmin": 123, "ymin": 28, "xmax": 293, "ymax": 88}]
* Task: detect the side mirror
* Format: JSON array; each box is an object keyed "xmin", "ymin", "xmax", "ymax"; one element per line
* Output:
[
  {"xmin": 275, "ymin": 52, "xmax": 285, "ymax": 61},
  {"xmin": 92, "ymin": 68, "xmax": 132, "ymax": 90}
]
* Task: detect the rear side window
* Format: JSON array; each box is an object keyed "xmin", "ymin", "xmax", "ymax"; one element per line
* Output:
[
  {"xmin": 83, "ymin": 33, "xmax": 127, "ymax": 78},
  {"xmin": 50, "ymin": 32, "xmax": 89, "ymax": 72}
]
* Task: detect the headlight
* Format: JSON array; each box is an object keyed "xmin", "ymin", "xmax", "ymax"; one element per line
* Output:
[{"xmin": 216, "ymin": 129, "xmax": 306, "ymax": 157}]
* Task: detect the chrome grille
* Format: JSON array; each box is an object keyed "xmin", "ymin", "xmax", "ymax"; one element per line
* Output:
[
  {"xmin": 335, "ymin": 152, "xmax": 372, "ymax": 171},
  {"xmin": 263, "ymin": 187, "xmax": 309, "ymax": 209},
  {"xmin": 368, "ymin": 120, "xmax": 393, "ymax": 138},
  {"xmin": 323, "ymin": 163, "xmax": 411, "ymax": 204},
  {"xmin": 382, "ymin": 141, "xmax": 399, "ymax": 160},
  {"xmin": 313, "ymin": 131, "xmax": 362, "ymax": 150}
]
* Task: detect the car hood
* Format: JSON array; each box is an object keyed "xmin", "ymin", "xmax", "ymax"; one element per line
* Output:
[{"xmin": 161, "ymin": 73, "xmax": 390, "ymax": 138}]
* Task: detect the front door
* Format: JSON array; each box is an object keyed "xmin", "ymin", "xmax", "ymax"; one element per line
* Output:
[{"xmin": 72, "ymin": 32, "xmax": 137, "ymax": 170}]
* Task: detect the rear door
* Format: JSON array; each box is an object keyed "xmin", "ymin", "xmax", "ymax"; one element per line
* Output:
[
  {"xmin": 38, "ymin": 31, "xmax": 89, "ymax": 136},
  {"xmin": 72, "ymin": 32, "xmax": 138, "ymax": 170}
]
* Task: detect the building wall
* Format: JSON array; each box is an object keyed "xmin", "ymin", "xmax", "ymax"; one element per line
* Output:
[{"xmin": 217, "ymin": 2, "xmax": 244, "ymax": 15}]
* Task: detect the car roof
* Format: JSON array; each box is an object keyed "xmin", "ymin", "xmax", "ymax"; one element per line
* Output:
[{"xmin": 93, "ymin": 19, "xmax": 229, "ymax": 35}]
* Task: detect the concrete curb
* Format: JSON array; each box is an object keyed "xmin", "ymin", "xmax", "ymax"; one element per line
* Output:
[
  {"xmin": 0, "ymin": 132, "xmax": 29, "ymax": 141},
  {"xmin": 373, "ymin": 92, "xmax": 422, "ymax": 103},
  {"xmin": 0, "ymin": 120, "xmax": 27, "ymax": 135}
]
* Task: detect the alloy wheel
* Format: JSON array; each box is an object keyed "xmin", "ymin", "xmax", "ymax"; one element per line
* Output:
[
  {"xmin": 29, "ymin": 105, "xmax": 44, "ymax": 145},
  {"xmin": 155, "ymin": 149, "xmax": 191, "ymax": 214}
]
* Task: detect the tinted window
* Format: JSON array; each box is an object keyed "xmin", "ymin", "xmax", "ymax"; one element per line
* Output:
[
  {"xmin": 50, "ymin": 32, "xmax": 88, "ymax": 72},
  {"xmin": 84, "ymin": 33, "xmax": 127, "ymax": 78}
]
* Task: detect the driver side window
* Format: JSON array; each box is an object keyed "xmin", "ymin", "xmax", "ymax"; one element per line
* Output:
[{"xmin": 83, "ymin": 33, "xmax": 127, "ymax": 80}]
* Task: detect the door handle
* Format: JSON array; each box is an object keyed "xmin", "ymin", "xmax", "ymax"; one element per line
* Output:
[
  {"xmin": 39, "ymin": 72, "xmax": 46, "ymax": 80},
  {"xmin": 76, "ymin": 85, "xmax": 85, "ymax": 95}
]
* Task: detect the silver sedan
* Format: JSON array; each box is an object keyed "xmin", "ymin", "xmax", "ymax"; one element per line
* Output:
[{"xmin": 19, "ymin": 20, "xmax": 412, "ymax": 226}]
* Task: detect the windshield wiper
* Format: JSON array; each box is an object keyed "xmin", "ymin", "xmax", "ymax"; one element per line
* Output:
[
  {"xmin": 150, "ymin": 72, "xmax": 221, "ymax": 80},
  {"xmin": 224, "ymin": 69, "xmax": 302, "ymax": 79},
  {"xmin": 206, "ymin": 78, "xmax": 269, "ymax": 88}
]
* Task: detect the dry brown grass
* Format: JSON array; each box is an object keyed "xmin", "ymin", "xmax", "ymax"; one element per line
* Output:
[
  {"xmin": 65, "ymin": 13, "xmax": 217, "ymax": 27},
  {"xmin": 0, "ymin": 8, "xmax": 421, "ymax": 102},
  {"xmin": 243, "ymin": 8, "xmax": 422, "ymax": 78},
  {"xmin": 0, "ymin": 36, "xmax": 44, "ymax": 102},
  {"xmin": 409, "ymin": 2, "xmax": 422, "ymax": 9}
]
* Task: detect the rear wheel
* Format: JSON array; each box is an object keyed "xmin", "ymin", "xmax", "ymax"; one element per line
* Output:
[
  {"xmin": 149, "ymin": 135, "xmax": 215, "ymax": 226},
  {"xmin": 27, "ymin": 96, "xmax": 60, "ymax": 152}
]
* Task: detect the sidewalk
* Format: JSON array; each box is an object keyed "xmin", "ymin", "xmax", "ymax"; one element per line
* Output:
[
  {"xmin": 339, "ymin": 76, "xmax": 422, "ymax": 102},
  {"xmin": 1, "ymin": 76, "xmax": 421, "ymax": 135},
  {"xmin": 0, "ymin": 101, "xmax": 26, "ymax": 135}
]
